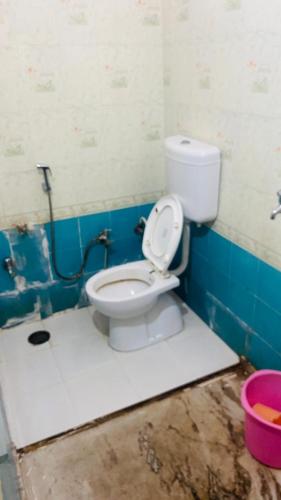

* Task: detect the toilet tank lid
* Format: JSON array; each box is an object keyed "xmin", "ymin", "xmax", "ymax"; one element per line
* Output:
[{"xmin": 165, "ymin": 135, "xmax": 220, "ymax": 165}]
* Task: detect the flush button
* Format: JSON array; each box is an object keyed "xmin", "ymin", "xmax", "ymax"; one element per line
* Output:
[{"xmin": 181, "ymin": 139, "xmax": 190, "ymax": 145}]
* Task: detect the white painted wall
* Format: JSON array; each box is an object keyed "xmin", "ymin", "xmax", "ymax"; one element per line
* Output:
[
  {"xmin": 163, "ymin": 0, "xmax": 281, "ymax": 270},
  {"xmin": 1, "ymin": 0, "xmax": 281, "ymax": 270},
  {"xmin": 0, "ymin": 1, "xmax": 165, "ymax": 229}
]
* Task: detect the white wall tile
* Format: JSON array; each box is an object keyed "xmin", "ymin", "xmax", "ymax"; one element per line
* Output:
[
  {"xmin": 0, "ymin": 0, "xmax": 165, "ymax": 228},
  {"xmin": 2, "ymin": 0, "xmax": 280, "ymax": 270},
  {"xmin": 163, "ymin": 0, "xmax": 281, "ymax": 270}
]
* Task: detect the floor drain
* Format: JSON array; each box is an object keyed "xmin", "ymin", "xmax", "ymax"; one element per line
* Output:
[{"xmin": 28, "ymin": 331, "xmax": 50, "ymax": 345}]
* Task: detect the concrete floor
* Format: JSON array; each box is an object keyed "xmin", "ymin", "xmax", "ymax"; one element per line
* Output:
[{"xmin": 18, "ymin": 364, "xmax": 281, "ymax": 500}]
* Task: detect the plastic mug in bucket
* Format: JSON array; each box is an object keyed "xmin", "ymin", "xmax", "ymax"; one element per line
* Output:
[{"xmin": 241, "ymin": 369, "xmax": 281, "ymax": 468}]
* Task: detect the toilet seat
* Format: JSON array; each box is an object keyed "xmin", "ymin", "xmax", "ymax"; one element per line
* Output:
[
  {"xmin": 142, "ymin": 194, "xmax": 183, "ymax": 272},
  {"xmin": 85, "ymin": 260, "xmax": 179, "ymax": 319}
]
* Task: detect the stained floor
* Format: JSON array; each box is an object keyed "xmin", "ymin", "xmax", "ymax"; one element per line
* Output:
[{"xmin": 19, "ymin": 365, "xmax": 281, "ymax": 500}]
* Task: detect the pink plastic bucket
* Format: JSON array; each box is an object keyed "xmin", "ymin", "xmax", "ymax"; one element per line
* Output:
[{"xmin": 241, "ymin": 369, "xmax": 281, "ymax": 468}]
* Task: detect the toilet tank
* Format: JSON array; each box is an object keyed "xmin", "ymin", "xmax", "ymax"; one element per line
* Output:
[{"xmin": 165, "ymin": 136, "xmax": 221, "ymax": 223}]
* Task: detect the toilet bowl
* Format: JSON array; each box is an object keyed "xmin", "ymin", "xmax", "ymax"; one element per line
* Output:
[
  {"xmin": 86, "ymin": 194, "xmax": 185, "ymax": 351},
  {"xmin": 86, "ymin": 135, "xmax": 221, "ymax": 351},
  {"xmin": 86, "ymin": 260, "xmax": 179, "ymax": 320}
]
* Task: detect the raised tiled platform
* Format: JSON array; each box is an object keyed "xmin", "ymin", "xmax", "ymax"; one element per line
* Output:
[{"xmin": 0, "ymin": 300, "xmax": 238, "ymax": 449}]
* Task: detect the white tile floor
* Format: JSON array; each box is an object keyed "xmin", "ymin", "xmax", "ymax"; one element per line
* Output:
[{"xmin": 0, "ymin": 300, "xmax": 239, "ymax": 449}]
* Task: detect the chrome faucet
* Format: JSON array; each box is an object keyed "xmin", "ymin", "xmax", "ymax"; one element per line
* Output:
[{"xmin": 270, "ymin": 190, "xmax": 281, "ymax": 220}]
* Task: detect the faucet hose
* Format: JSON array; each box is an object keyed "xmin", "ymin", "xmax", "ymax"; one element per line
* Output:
[{"xmin": 47, "ymin": 190, "xmax": 98, "ymax": 281}]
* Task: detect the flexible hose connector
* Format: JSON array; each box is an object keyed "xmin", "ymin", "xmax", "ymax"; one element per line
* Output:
[{"xmin": 47, "ymin": 191, "xmax": 98, "ymax": 281}]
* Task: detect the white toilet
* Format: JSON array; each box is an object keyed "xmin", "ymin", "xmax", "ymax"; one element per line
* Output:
[{"xmin": 86, "ymin": 136, "xmax": 221, "ymax": 351}]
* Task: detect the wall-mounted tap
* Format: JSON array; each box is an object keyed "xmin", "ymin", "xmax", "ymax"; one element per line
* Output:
[
  {"xmin": 15, "ymin": 223, "xmax": 29, "ymax": 235},
  {"xmin": 96, "ymin": 229, "xmax": 112, "ymax": 247},
  {"xmin": 96, "ymin": 229, "xmax": 112, "ymax": 269},
  {"xmin": 134, "ymin": 217, "xmax": 147, "ymax": 235},
  {"xmin": 270, "ymin": 190, "xmax": 281, "ymax": 220},
  {"xmin": 3, "ymin": 257, "xmax": 17, "ymax": 278}
]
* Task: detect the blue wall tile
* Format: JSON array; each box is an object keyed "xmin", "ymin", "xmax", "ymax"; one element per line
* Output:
[
  {"xmin": 206, "ymin": 297, "xmax": 249, "ymax": 356},
  {"xmin": 189, "ymin": 251, "xmax": 230, "ymax": 308},
  {"xmin": 0, "ymin": 292, "xmax": 21, "ymax": 327},
  {"xmin": 0, "ymin": 203, "xmax": 153, "ymax": 327},
  {"xmin": 18, "ymin": 288, "xmax": 39, "ymax": 316},
  {"xmin": 253, "ymin": 298, "xmax": 281, "ymax": 354},
  {"xmin": 246, "ymin": 333, "xmax": 281, "ymax": 370},
  {"xmin": 0, "ymin": 232, "xmax": 15, "ymax": 292},
  {"xmin": 180, "ymin": 226, "xmax": 281, "ymax": 371},
  {"xmin": 9, "ymin": 227, "xmax": 50, "ymax": 283},
  {"xmin": 185, "ymin": 280, "xmax": 210, "ymax": 325},
  {"xmin": 50, "ymin": 247, "xmax": 82, "ymax": 278},
  {"xmin": 207, "ymin": 230, "xmax": 231, "ymax": 276},
  {"xmin": 207, "ymin": 267, "xmax": 230, "ymax": 307},
  {"xmin": 83, "ymin": 244, "xmax": 106, "ymax": 274},
  {"xmin": 257, "ymin": 260, "xmax": 281, "ymax": 313},
  {"xmin": 49, "ymin": 281, "xmax": 81, "ymax": 314},
  {"xmin": 0, "ymin": 289, "xmax": 38, "ymax": 328},
  {"xmin": 190, "ymin": 224, "xmax": 210, "ymax": 259},
  {"xmin": 137, "ymin": 203, "xmax": 154, "ymax": 220},
  {"xmin": 110, "ymin": 236, "xmax": 142, "ymax": 267},
  {"xmin": 110, "ymin": 206, "xmax": 138, "ymax": 240},
  {"xmin": 189, "ymin": 251, "xmax": 210, "ymax": 290},
  {"xmin": 227, "ymin": 280, "xmax": 255, "ymax": 328},
  {"xmin": 230, "ymin": 243, "xmax": 259, "ymax": 291},
  {"xmin": 45, "ymin": 218, "xmax": 80, "ymax": 253},
  {"xmin": 170, "ymin": 237, "xmax": 183, "ymax": 269}
]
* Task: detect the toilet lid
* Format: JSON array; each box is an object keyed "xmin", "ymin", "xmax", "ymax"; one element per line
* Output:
[{"xmin": 142, "ymin": 194, "xmax": 183, "ymax": 272}]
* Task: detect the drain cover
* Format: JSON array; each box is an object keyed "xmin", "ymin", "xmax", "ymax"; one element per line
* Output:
[{"xmin": 28, "ymin": 330, "xmax": 50, "ymax": 345}]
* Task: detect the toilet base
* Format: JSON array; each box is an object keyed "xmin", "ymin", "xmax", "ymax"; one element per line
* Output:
[{"xmin": 109, "ymin": 293, "xmax": 184, "ymax": 352}]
